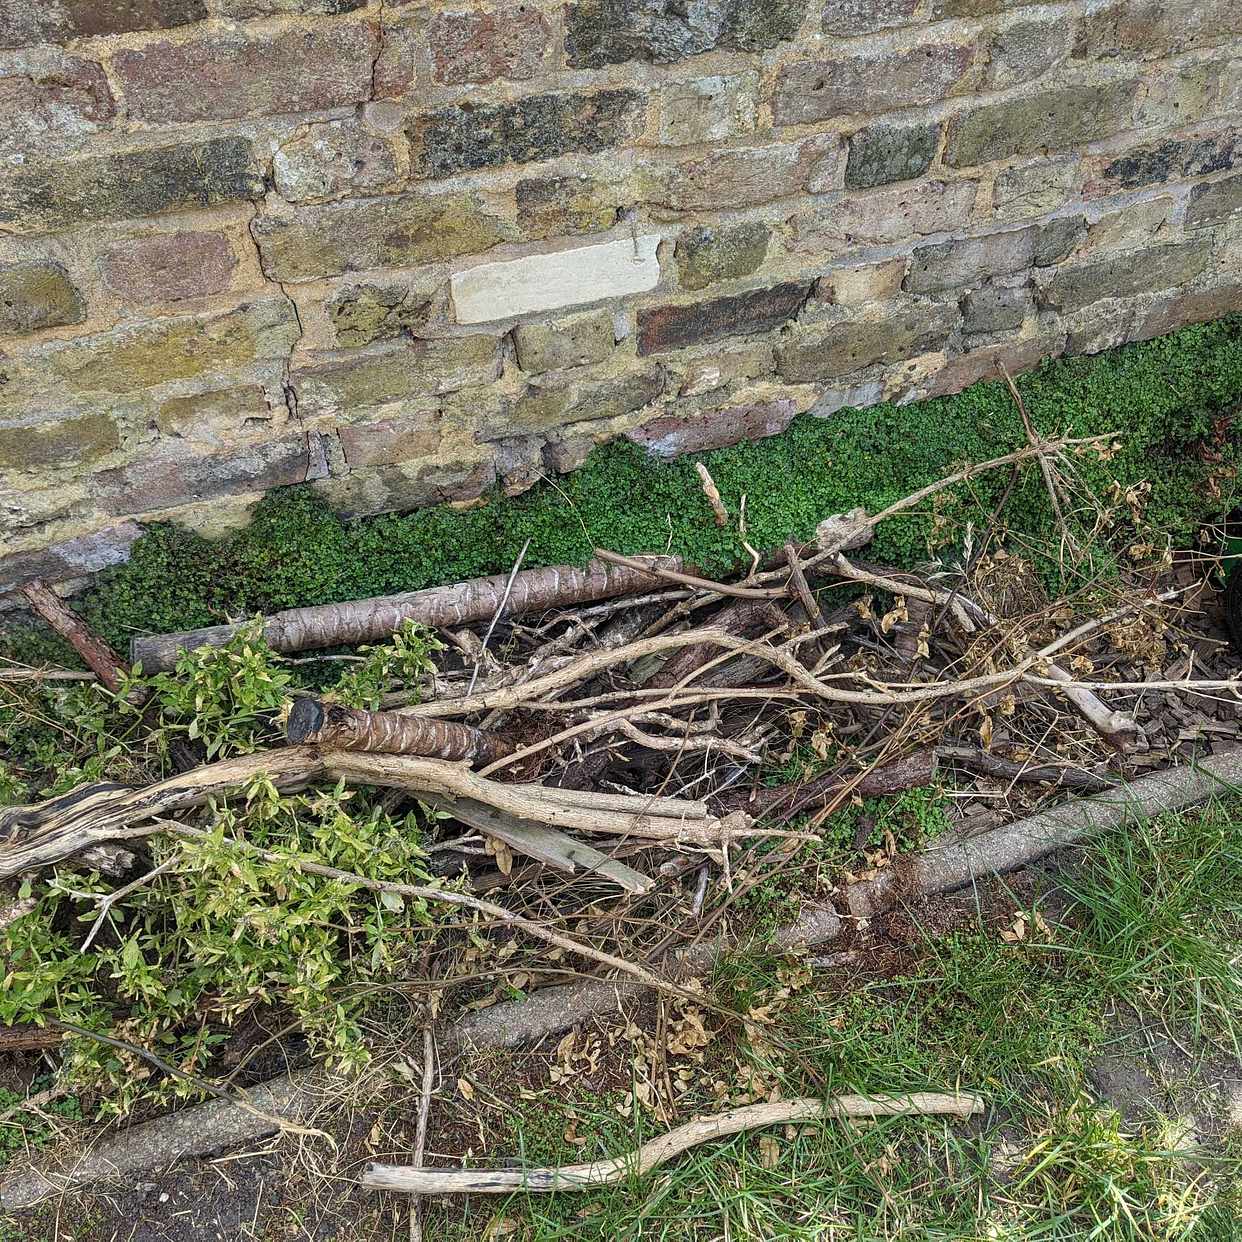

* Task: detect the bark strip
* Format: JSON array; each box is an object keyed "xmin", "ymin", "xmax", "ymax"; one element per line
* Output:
[
  {"xmin": 131, "ymin": 556, "xmax": 684, "ymax": 673},
  {"xmin": 287, "ymin": 698, "xmax": 512, "ymax": 765}
]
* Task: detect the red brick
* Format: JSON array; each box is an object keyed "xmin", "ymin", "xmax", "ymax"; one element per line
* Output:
[
  {"xmin": 0, "ymin": 48, "xmax": 114, "ymax": 160},
  {"xmin": 2, "ymin": 0, "xmax": 206, "ymax": 45},
  {"xmin": 429, "ymin": 8, "xmax": 550, "ymax": 84},
  {"xmin": 627, "ymin": 399, "xmax": 799, "ymax": 458},
  {"xmin": 101, "ymin": 232, "xmax": 238, "ymax": 304},
  {"xmin": 773, "ymin": 45, "xmax": 972, "ymax": 125},
  {"xmin": 637, "ymin": 283, "xmax": 811, "ymax": 356},
  {"xmin": 112, "ymin": 23, "xmax": 378, "ymax": 123}
]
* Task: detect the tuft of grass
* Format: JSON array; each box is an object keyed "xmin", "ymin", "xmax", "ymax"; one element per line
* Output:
[{"xmin": 1051, "ymin": 795, "xmax": 1242, "ymax": 1054}]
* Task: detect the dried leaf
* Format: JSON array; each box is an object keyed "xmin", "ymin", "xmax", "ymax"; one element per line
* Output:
[{"xmin": 758, "ymin": 1134, "xmax": 781, "ymax": 1168}]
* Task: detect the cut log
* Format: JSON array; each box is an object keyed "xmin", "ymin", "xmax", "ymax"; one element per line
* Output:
[
  {"xmin": 18, "ymin": 579, "xmax": 146, "ymax": 705},
  {"xmin": 130, "ymin": 556, "xmax": 684, "ymax": 673},
  {"xmin": 287, "ymin": 698, "xmax": 512, "ymax": 765}
]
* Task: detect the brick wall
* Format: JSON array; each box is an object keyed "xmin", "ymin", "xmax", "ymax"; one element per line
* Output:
[{"xmin": 2, "ymin": 0, "xmax": 1241, "ymax": 588}]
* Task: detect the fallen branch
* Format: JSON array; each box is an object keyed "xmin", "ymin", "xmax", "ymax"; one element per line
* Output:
[
  {"xmin": 363, "ymin": 1091, "xmax": 985, "ymax": 1194},
  {"xmin": 844, "ymin": 746, "xmax": 1242, "ymax": 918},
  {"xmin": 17, "ymin": 580, "xmax": 146, "ymax": 705},
  {"xmin": 715, "ymin": 750, "xmax": 937, "ymax": 820},
  {"xmin": 935, "ymin": 746, "xmax": 1115, "ymax": 793},
  {"xmin": 0, "ymin": 748, "xmax": 734, "ymax": 878},
  {"xmin": 131, "ymin": 555, "xmax": 684, "ymax": 673},
  {"xmin": 287, "ymin": 698, "xmax": 512, "ymax": 765}
]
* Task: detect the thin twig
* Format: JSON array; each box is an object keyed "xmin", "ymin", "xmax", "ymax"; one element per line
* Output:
[
  {"xmin": 468, "ymin": 538, "xmax": 530, "ymax": 696},
  {"xmin": 408, "ymin": 1028, "xmax": 435, "ymax": 1242}
]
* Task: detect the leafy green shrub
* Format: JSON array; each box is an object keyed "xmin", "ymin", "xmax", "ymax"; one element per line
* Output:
[
  {"xmin": 331, "ymin": 620, "xmax": 444, "ymax": 710},
  {"xmin": 0, "ymin": 777, "xmax": 435, "ymax": 1115},
  {"xmin": 149, "ymin": 621, "xmax": 291, "ymax": 759}
]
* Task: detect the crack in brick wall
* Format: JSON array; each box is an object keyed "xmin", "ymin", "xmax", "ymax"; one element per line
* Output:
[{"xmin": 1, "ymin": 0, "xmax": 1241, "ymax": 587}]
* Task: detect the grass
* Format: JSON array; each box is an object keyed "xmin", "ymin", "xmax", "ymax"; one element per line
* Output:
[{"xmin": 424, "ymin": 795, "xmax": 1242, "ymax": 1242}]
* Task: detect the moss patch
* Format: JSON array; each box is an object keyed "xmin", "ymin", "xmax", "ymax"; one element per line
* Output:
[{"xmin": 5, "ymin": 316, "xmax": 1242, "ymax": 662}]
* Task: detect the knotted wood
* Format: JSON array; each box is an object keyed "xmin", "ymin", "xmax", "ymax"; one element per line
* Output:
[
  {"xmin": 131, "ymin": 556, "xmax": 684, "ymax": 672},
  {"xmin": 287, "ymin": 698, "xmax": 512, "ymax": 765}
]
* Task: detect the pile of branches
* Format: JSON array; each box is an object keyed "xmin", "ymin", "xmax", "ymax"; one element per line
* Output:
[
  {"xmin": 3, "ymin": 437, "xmax": 1240, "ymax": 1072},
  {"xmin": 4, "ymin": 431, "xmax": 1242, "ymax": 1210}
]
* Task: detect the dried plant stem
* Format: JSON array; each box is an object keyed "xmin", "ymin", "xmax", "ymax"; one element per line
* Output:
[{"xmin": 363, "ymin": 1092, "xmax": 985, "ymax": 1194}]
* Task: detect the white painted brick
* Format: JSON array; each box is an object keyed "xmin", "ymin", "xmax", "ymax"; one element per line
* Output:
[{"xmin": 451, "ymin": 236, "xmax": 661, "ymax": 325}]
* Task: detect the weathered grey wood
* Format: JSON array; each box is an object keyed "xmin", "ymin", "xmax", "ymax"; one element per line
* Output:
[{"xmin": 437, "ymin": 796, "xmax": 654, "ymax": 894}]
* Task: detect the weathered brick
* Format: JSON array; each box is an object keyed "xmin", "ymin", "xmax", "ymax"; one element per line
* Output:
[
  {"xmin": 516, "ymin": 175, "xmax": 620, "ymax": 239},
  {"xmin": 845, "ymin": 122, "xmax": 939, "ymax": 190},
  {"xmin": 1133, "ymin": 282, "xmax": 1242, "ymax": 342},
  {"xmin": 658, "ymin": 74, "xmax": 757, "ymax": 146},
  {"xmin": 944, "ymin": 82, "xmax": 1136, "ymax": 168},
  {"xmin": 658, "ymin": 140, "xmax": 832, "ymax": 211},
  {"xmin": 564, "ymin": 0, "xmax": 807, "ymax": 68},
  {"xmin": 217, "ymin": 0, "xmax": 367, "ymax": 14},
  {"xmin": 451, "ymin": 236, "xmax": 660, "ymax": 326},
  {"xmin": 292, "ymin": 337, "xmax": 501, "ymax": 417},
  {"xmin": 0, "ymin": 261, "xmax": 85, "ymax": 335},
  {"xmin": 155, "ymin": 385, "xmax": 274, "ymax": 439},
  {"xmin": 0, "ymin": 47, "xmax": 114, "ymax": 161},
  {"xmin": 676, "ymin": 222, "xmax": 770, "ymax": 291},
  {"xmin": 97, "ymin": 438, "xmax": 309, "ymax": 516},
  {"xmin": 790, "ymin": 181, "xmax": 978, "ymax": 253},
  {"xmin": 637, "ymin": 283, "xmax": 810, "ymax": 356},
  {"xmin": 252, "ymin": 192, "xmax": 509, "ymax": 281},
  {"xmin": 1185, "ymin": 173, "xmax": 1242, "ymax": 229},
  {"xmin": 1045, "ymin": 241, "xmax": 1213, "ymax": 312},
  {"xmin": 33, "ymin": 299, "xmax": 299, "ymax": 399},
  {"xmin": 627, "ymin": 397, "xmax": 799, "ymax": 458},
  {"xmin": 0, "ymin": 523, "xmax": 142, "ymax": 595},
  {"xmin": 510, "ymin": 367, "xmax": 663, "ymax": 435},
  {"xmin": 113, "ymin": 24, "xmax": 377, "ymax": 123},
  {"xmin": 773, "ymin": 45, "xmax": 972, "ymax": 126},
  {"xmin": 101, "ymin": 232, "xmax": 237, "ymax": 305},
  {"xmin": 931, "ymin": 0, "xmax": 1028, "ymax": 15},
  {"xmin": 962, "ymin": 282, "xmax": 1031, "ymax": 334},
  {"xmin": 339, "ymin": 415, "xmax": 440, "ymax": 468},
  {"xmin": 0, "ymin": 411, "xmax": 118, "ymax": 469},
  {"xmin": 823, "ymin": 0, "xmax": 919, "ymax": 36},
  {"xmin": 0, "ymin": 138, "xmax": 262, "ymax": 234},
  {"xmin": 371, "ymin": 11, "xmax": 421, "ymax": 99},
  {"xmin": 986, "ymin": 18, "xmax": 1072, "ymax": 90},
  {"xmin": 1, "ymin": 0, "xmax": 206, "ymax": 46},
  {"xmin": 429, "ymin": 8, "xmax": 550, "ymax": 84},
  {"xmin": 273, "ymin": 119, "xmax": 398, "ymax": 204},
  {"xmin": 514, "ymin": 312, "xmax": 616, "ymax": 375},
  {"xmin": 1081, "ymin": 199, "xmax": 1169, "ymax": 256},
  {"xmin": 1075, "ymin": 0, "xmax": 1242, "ymax": 61},
  {"xmin": 906, "ymin": 228, "xmax": 1035, "ymax": 294},
  {"xmin": 778, "ymin": 302, "xmax": 958, "ymax": 382},
  {"xmin": 317, "ymin": 456, "xmax": 496, "ymax": 517},
  {"xmin": 675, "ymin": 342, "xmax": 774, "ymax": 395},
  {"xmin": 919, "ymin": 333, "xmax": 1061, "ymax": 400},
  {"xmin": 1098, "ymin": 130, "xmax": 1240, "ymax": 191},
  {"xmin": 1135, "ymin": 61, "xmax": 1224, "ymax": 130},
  {"xmin": 1033, "ymin": 215, "xmax": 1086, "ymax": 266},
  {"xmin": 993, "ymin": 158, "xmax": 1079, "ymax": 221},
  {"xmin": 328, "ymin": 283, "xmax": 433, "ymax": 348},
  {"xmin": 817, "ymin": 259, "xmax": 907, "ymax": 308},
  {"xmin": 408, "ymin": 89, "xmax": 644, "ymax": 179}
]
